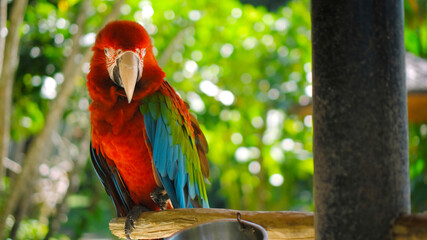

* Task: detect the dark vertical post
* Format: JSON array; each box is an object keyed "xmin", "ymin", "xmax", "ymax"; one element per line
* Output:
[{"xmin": 311, "ymin": 1, "xmax": 410, "ymax": 239}]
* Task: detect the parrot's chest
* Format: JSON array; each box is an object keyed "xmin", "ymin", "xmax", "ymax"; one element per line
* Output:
[{"xmin": 94, "ymin": 102, "xmax": 159, "ymax": 209}]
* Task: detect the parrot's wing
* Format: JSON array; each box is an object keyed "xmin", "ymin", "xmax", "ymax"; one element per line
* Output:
[
  {"xmin": 90, "ymin": 142, "xmax": 135, "ymax": 216},
  {"xmin": 140, "ymin": 82, "xmax": 209, "ymax": 209}
]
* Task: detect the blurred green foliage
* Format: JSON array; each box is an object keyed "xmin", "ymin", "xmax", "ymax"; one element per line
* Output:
[{"xmin": 1, "ymin": 0, "xmax": 426, "ymax": 239}]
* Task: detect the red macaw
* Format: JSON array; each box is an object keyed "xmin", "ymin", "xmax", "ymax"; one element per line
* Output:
[{"xmin": 87, "ymin": 20, "xmax": 209, "ymax": 239}]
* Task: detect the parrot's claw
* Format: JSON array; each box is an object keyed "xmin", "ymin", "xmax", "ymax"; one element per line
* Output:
[
  {"xmin": 125, "ymin": 205, "xmax": 149, "ymax": 240},
  {"xmin": 150, "ymin": 187, "xmax": 170, "ymax": 210}
]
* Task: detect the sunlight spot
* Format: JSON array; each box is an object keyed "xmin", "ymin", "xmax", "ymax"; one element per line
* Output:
[
  {"xmin": 141, "ymin": 5, "xmax": 154, "ymax": 19},
  {"xmin": 39, "ymin": 164, "xmax": 50, "ymax": 176},
  {"xmin": 290, "ymin": 72, "xmax": 302, "ymax": 82},
  {"xmin": 243, "ymin": 37, "xmax": 257, "ymax": 50},
  {"xmin": 30, "ymin": 47, "xmax": 40, "ymax": 58},
  {"xmin": 267, "ymin": 110, "xmax": 284, "ymax": 128},
  {"xmin": 259, "ymin": 80, "xmax": 270, "ymax": 92},
  {"xmin": 262, "ymin": 34, "xmax": 274, "ymax": 46},
  {"xmin": 275, "ymin": 18, "xmax": 289, "ymax": 31},
  {"xmin": 80, "ymin": 32, "xmax": 96, "ymax": 47},
  {"xmin": 69, "ymin": 24, "xmax": 78, "ymax": 35},
  {"xmin": 191, "ymin": 50, "xmax": 203, "ymax": 61},
  {"xmin": 187, "ymin": 92, "xmax": 205, "ymax": 113},
  {"xmin": 46, "ymin": 64, "xmax": 55, "ymax": 75},
  {"xmin": 189, "ymin": 10, "xmax": 201, "ymax": 21},
  {"xmin": 218, "ymin": 90, "xmax": 235, "ymax": 105},
  {"xmin": 0, "ymin": 27, "xmax": 8, "ymax": 38},
  {"xmin": 304, "ymin": 115, "xmax": 312, "ymax": 127},
  {"xmin": 172, "ymin": 71, "xmax": 184, "ymax": 82},
  {"xmin": 270, "ymin": 145, "xmax": 284, "ymax": 163},
  {"xmin": 82, "ymin": 62, "xmax": 90, "ymax": 74},
  {"xmin": 79, "ymin": 98, "xmax": 89, "ymax": 110},
  {"xmin": 299, "ymin": 96, "xmax": 310, "ymax": 106},
  {"xmin": 20, "ymin": 117, "xmax": 32, "ymax": 128},
  {"xmin": 199, "ymin": 80, "xmax": 219, "ymax": 97},
  {"xmin": 164, "ymin": 10, "xmax": 175, "ymax": 20},
  {"xmin": 269, "ymin": 173, "xmax": 284, "ymax": 187},
  {"xmin": 184, "ymin": 60, "xmax": 198, "ymax": 76},
  {"xmin": 241, "ymin": 73, "xmax": 252, "ymax": 84},
  {"xmin": 41, "ymin": 77, "xmax": 57, "ymax": 99},
  {"xmin": 220, "ymin": 109, "xmax": 232, "ymax": 121},
  {"xmin": 231, "ymin": 132, "xmax": 243, "ymax": 145},
  {"xmin": 254, "ymin": 22, "xmax": 265, "ymax": 32},
  {"xmin": 262, "ymin": 14, "xmax": 274, "ymax": 26},
  {"xmin": 220, "ymin": 43, "xmax": 234, "ymax": 58},
  {"xmin": 152, "ymin": 46, "xmax": 158, "ymax": 56},
  {"xmin": 231, "ymin": 8, "xmax": 242, "ymax": 18},
  {"xmin": 268, "ymin": 88, "xmax": 280, "ymax": 100},
  {"xmin": 235, "ymin": 147, "xmax": 250, "ymax": 162},
  {"xmin": 185, "ymin": 36, "xmax": 196, "ymax": 46},
  {"xmin": 248, "ymin": 161, "xmax": 261, "ymax": 174},
  {"xmin": 54, "ymin": 34, "xmax": 64, "ymax": 45},
  {"xmin": 278, "ymin": 46, "xmax": 288, "ymax": 57},
  {"xmin": 281, "ymin": 80, "xmax": 297, "ymax": 93},
  {"xmin": 304, "ymin": 62, "xmax": 311, "ymax": 73},
  {"xmin": 53, "ymin": 72, "xmax": 64, "ymax": 85},
  {"xmin": 146, "ymin": 24, "xmax": 157, "ymax": 35},
  {"xmin": 97, "ymin": 3, "xmax": 107, "ymax": 13},
  {"xmin": 121, "ymin": 4, "xmax": 132, "ymax": 15},
  {"xmin": 56, "ymin": 18, "xmax": 68, "ymax": 29},
  {"xmin": 306, "ymin": 72, "xmax": 312, "ymax": 83},
  {"xmin": 251, "ymin": 116, "xmax": 263, "ymax": 129},
  {"xmin": 172, "ymin": 52, "xmax": 183, "ymax": 63},
  {"xmin": 421, "ymin": 124, "xmax": 427, "ymax": 137},
  {"xmin": 31, "ymin": 76, "xmax": 41, "ymax": 86},
  {"xmin": 305, "ymin": 85, "xmax": 312, "ymax": 97},
  {"xmin": 281, "ymin": 138, "xmax": 295, "ymax": 151},
  {"xmin": 249, "ymin": 147, "xmax": 260, "ymax": 158}
]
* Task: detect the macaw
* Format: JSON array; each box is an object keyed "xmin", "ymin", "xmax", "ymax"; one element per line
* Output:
[{"xmin": 86, "ymin": 20, "xmax": 209, "ymax": 239}]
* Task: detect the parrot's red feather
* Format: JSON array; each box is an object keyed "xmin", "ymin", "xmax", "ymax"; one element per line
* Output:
[{"xmin": 87, "ymin": 21, "xmax": 165, "ymax": 210}]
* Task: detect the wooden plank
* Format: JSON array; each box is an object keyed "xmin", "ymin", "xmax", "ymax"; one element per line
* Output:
[
  {"xmin": 393, "ymin": 214, "xmax": 427, "ymax": 240},
  {"xmin": 110, "ymin": 208, "xmax": 314, "ymax": 240},
  {"xmin": 407, "ymin": 93, "xmax": 427, "ymax": 123},
  {"xmin": 110, "ymin": 209, "xmax": 427, "ymax": 240}
]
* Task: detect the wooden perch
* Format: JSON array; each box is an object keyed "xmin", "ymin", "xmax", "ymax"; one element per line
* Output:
[
  {"xmin": 110, "ymin": 208, "xmax": 314, "ymax": 239},
  {"xmin": 110, "ymin": 209, "xmax": 427, "ymax": 240}
]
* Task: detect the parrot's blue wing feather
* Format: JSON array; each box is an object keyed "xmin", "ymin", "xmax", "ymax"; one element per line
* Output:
[
  {"xmin": 90, "ymin": 143, "xmax": 135, "ymax": 217},
  {"xmin": 141, "ymin": 85, "xmax": 209, "ymax": 209}
]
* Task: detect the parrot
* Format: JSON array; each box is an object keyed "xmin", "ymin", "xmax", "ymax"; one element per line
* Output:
[{"xmin": 86, "ymin": 20, "xmax": 209, "ymax": 239}]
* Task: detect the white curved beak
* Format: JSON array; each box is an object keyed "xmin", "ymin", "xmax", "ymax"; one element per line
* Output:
[{"xmin": 118, "ymin": 52, "xmax": 140, "ymax": 103}]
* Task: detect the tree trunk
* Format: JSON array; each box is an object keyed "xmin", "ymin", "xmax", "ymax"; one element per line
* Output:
[
  {"xmin": 311, "ymin": 0, "xmax": 410, "ymax": 239},
  {"xmin": 0, "ymin": 0, "xmax": 27, "ymax": 190}
]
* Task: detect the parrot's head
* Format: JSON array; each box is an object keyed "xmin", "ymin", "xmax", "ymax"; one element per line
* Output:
[{"xmin": 89, "ymin": 20, "xmax": 164, "ymax": 103}]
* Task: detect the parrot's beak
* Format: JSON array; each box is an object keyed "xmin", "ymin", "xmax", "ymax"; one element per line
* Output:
[{"xmin": 118, "ymin": 51, "xmax": 140, "ymax": 103}]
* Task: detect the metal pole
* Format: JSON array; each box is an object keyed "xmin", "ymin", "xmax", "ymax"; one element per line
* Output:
[{"xmin": 311, "ymin": 1, "xmax": 410, "ymax": 239}]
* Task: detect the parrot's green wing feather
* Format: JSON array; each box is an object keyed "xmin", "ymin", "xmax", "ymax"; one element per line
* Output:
[{"xmin": 141, "ymin": 82, "xmax": 209, "ymax": 208}]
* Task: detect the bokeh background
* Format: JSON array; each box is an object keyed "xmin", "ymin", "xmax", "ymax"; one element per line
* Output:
[{"xmin": 0, "ymin": 0, "xmax": 425, "ymax": 239}]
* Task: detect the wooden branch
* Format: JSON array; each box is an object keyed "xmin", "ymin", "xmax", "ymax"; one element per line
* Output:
[
  {"xmin": 392, "ymin": 214, "xmax": 427, "ymax": 240},
  {"xmin": 110, "ymin": 209, "xmax": 427, "ymax": 240},
  {"xmin": 0, "ymin": 0, "xmax": 28, "ymax": 188},
  {"xmin": 110, "ymin": 208, "xmax": 314, "ymax": 240}
]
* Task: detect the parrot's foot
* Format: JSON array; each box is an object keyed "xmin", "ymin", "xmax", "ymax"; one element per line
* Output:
[
  {"xmin": 125, "ymin": 205, "xmax": 149, "ymax": 240},
  {"xmin": 150, "ymin": 187, "xmax": 170, "ymax": 210}
]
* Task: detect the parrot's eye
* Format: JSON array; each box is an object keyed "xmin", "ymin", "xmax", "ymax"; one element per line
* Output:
[
  {"xmin": 117, "ymin": 49, "xmax": 122, "ymax": 55},
  {"xmin": 104, "ymin": 48, "xmax": 109, "ymax": 55}
]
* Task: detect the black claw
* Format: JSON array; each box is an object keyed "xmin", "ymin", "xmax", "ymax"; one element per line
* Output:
[
  {"xmin": 150, "ymin": 187, "xmax": 171, "ymax": 210},
  {"xmin": 124, "ymin": 205, "xmax": 149, "ymax": 240}
]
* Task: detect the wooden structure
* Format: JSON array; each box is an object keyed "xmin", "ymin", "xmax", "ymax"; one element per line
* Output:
[{"xmin": 109, "ymin": 209, "xmax": 427, "ymax": 239}]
